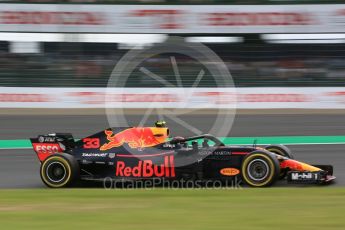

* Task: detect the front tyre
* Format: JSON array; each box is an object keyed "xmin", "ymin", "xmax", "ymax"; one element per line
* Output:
[
  {"xmin": 40, "ymin": 153, "xmax": 79, "ymax": 188},
  {"xmin": 241, "ymin": 151, "xmax": 280, "ymax": 187}
]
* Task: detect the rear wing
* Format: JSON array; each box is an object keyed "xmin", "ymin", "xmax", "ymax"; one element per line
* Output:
[{"xmin": 30, "ymin": 133, "xmax": 75, "ymax": 162}]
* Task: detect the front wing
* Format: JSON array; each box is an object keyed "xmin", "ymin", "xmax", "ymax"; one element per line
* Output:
[
  {"xmin": 287, "ymin": 170, "xmax": 335, "ymax": 184},
  {"xmin": 284, "ymin": 163, "xmax": 335, "ymax": 184}
]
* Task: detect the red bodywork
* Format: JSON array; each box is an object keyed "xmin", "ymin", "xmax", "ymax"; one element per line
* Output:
[{"xmin": 32, "ymin": 143, "xmax": 63, "ymax": 161}]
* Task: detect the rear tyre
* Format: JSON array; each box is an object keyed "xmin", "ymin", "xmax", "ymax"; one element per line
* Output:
[
  {"xmin": 265, "ymin": 145, "xmax": 293, "ymax": 179},
  {"xmin": 40, "ymin": 153, "xmax": 79, "ymax": 188},
  {"xmin": 241, "ymin": 150, "xmax": 280, "ymax": 187}
]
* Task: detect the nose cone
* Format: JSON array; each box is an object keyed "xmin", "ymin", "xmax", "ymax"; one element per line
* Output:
[{"xmin": 280, "ymin": 159, "xmax": 322, "ymax": 172}]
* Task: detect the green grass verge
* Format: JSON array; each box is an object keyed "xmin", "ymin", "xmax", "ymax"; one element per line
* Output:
[{"xmin": 0, "ymin": 188, "xmax": 344, "ymax": 230}]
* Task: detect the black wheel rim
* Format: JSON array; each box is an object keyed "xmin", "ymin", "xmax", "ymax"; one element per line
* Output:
[
  {"xmin": 46, "ymin": 162, "xmax": 67, "ymax": 183},
  {"xmin": 247, "ymin": 159, "xmax": 269, "ymax": 181}
]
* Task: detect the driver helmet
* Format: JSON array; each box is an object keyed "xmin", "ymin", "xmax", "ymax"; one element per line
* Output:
[{"xmin": 155, "ymin": 120, "xmax": 166, "ymax": 127}]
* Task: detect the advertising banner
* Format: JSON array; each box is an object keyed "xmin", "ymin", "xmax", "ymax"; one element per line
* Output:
[
  {"xmin": 1, "ymin": 4, "xmax": 345, "ymax": 33},
  {"xmin": 1, "ymin": 87, "xmax": 345, "ymax": 109}
]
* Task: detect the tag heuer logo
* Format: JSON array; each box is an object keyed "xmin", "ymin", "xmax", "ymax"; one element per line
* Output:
[
  {"xmin": 108, "ymin": 153, "xmax": 116, "ymax": 158},
  {"xmin": 38, "ymin": 136, "xmax": 45, "ymax": 143}
]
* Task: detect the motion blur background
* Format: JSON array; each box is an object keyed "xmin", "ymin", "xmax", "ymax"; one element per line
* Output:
[{"xmin": 1, "ymin": 0, "xmax": 345, "ymax": 89}]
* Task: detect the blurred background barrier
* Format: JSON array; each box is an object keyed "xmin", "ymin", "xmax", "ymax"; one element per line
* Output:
[
  {"xmin": 2, "ymin": 87, "xmax": 345, "ymax": 109},
  {"xmin": 1, "ymin": 4, "xmax": 345, "ymax": 33},
  {"xmin": 1, "ymin": 3, "xmax": 345, "ymax": 109},
  {"xmin": 0, "ymin": 1, "xmax": 344, "ymax": 4}
]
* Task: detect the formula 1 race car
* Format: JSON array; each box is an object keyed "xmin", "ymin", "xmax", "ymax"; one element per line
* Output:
[{"xmin": 30, "ymin": 122, "xmax": 335, "ymax": 188}]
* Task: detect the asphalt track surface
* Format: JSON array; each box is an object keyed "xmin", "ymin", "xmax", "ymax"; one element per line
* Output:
[{"xmin": 0, "ymin": 114, "xmax": 344, "ymax": 188}]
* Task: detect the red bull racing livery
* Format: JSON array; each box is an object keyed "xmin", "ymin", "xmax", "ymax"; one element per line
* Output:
[
  {"xmin": 30, "ymin": 123, "xmax": 335, "ymax": 188},
  {"xmin": 115, "ymin": 155, "xmax": 175, "ymax": 178}
]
